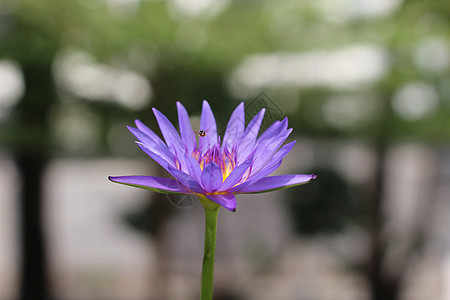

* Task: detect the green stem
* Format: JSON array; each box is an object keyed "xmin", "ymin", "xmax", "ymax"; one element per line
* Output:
[{"xmin": 200, "ymin": 206, "xmax": 220, "ymax": 300}]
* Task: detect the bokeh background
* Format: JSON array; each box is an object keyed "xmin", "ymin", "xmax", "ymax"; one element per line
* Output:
[{"xmin": 0, "ymin": 0, "xmax": 449, "ymax": 299}]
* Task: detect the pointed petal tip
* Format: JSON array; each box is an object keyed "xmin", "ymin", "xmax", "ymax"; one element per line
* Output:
[
  {"xmin": 134, "ymin": 120, "xmax": 145, "ymax": 129},
  {"xmin": 205, "ymin": 193, "xmax": 237, "ymax": 212},
  {"xmin": 255, "ymin": 108, "xmax": 266, "ymax": 117},
  {"xmin": 235, "ymin": 101, "xmax": 245, "ymax": 111},
  {"xmin": 108, "ymin": 175, "xmax": 129, "ymax": 184},
  {"xmin": 108, "ymin": 175, "xmax": 123, "ymax": 183},
  {"xmin": 127, "ymin": 124, "xmax": 140, "ymax": 132},
  {"xmin": 224, "ymin": 203, "xmax": 237, "ymax": 212},
  {"xmin": 311, "ymin": 173, "xmax": 317, "ymax": 180},
  {"xmin": 107, "ymin": 175, "xmax": 193, "ymax": 194},
  {"xmin": 152, "ymin": 107, "xmax": 165, "ymax": 120},
  {"xmin": 152, "ymin": 107, "xmax": 160, "ymax": 116}
]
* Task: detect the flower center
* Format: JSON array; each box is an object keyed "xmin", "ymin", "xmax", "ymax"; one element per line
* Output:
[{"xmin": 193, "ymin": 146, "xmax": 237, "ymax": 182}]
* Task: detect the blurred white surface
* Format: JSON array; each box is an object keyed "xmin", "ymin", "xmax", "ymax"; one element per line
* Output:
[{"xmin": 45, "ymin": 158, "xmax": 153, "ymax": 299}]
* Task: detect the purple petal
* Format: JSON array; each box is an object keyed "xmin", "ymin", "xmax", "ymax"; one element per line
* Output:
[
  {"xmin": 134, "ymin": 119, "xmax": 166, "ymax": 148},
  {"xmin": 199, "ymin": 100, "xmax": 218, "ymax": 153},
  {"xmin": 138, "ymin": 143, "xmax": 175, "ymax": 172},
  {"xmin": 201, "ymin": 162, "xmax": 223, "ymax": 192},
  {"xmin": 205, "ymin": 193, "xmax": 237, "ymax": 212},
  {"xmin": 177, "ymin": 102, "xmax": 196, "ymax": 154},
  {"xmin": 152, "ymin": 108, "xmax": 184, "ymax": 154},
  {"xmin": 168, "ymin": 166, "xmax": 205, "ymax": 194},
  {"xmin": 230, "ymin": 141, "xmax": 296, "ymax": 192},
  {"xmin": 219, "ymin": 156, "xmax": 253, "ymax": 191},
  {"xmin": 236, "ymin": 108, "xmax": 265, "ymax": 164},
  {"xmin": 251, "ymin": 128, "xmax": 293, "ymax": 172},
  {"xmin": 184, "ymin": 153, "xmax": 203, "ymax": 184},
  {"xmin": 256, "ymin": 118, "xmax": 287, "ymax": 145},
  {"xmin": 230, "ymin": 160, "xmax": 282, "ymax": 193},
  {"xmin": 255, "ymin": 120, "xmax": 280, "ymax": 143},
  {"xmin": 128, "ymin": 126, "xmax": 174, "ymax": 163},
  {"xmin": 235, "ymin": 174, "xmax": 316, "ymax": 194},
  {"xmin": 153, "ymin": 108, "xmax": 189, "ymax": 171},
  {"xmin": 249, "ymin": 140, "xmax": 296, "ymax": 181},
  {"xmin": 222, "ymin": 102, "xmax": 245, "ymax": 151},
  {"xmin": 108, "ymin": 175, "xmax": 191, "ymax": 194}
]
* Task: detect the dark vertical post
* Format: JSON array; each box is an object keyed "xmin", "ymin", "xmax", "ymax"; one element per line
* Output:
[
  {"xmin": 367, "ymin": 94, "xmax": 401, "ymax": 300},
  {"xmin": 13, "ymin": 63, "xmax": 54, "ymax": 300}
]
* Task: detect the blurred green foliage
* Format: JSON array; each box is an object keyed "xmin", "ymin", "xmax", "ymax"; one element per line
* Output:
[{"xmin": 0, "ymin": 0, "xmax": 448, "ymax": 152}]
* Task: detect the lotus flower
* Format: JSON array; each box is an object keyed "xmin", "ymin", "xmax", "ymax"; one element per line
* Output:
[{"xmin": 109, "ymin": 100, "xmax": 316, "ymax": 212}]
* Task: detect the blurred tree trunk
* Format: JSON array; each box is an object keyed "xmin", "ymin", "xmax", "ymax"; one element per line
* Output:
[
  {"xmin": 368, "ymin": 142, "xmax": 402, "ymax": 300},
  {"xmin": 367, "ymin": 95, "xmax": 402, "ymax": 300},
  {"xmin": 13, "ymin": 63, "xmax": 54, "ymax": 300},
  {"xmin": 15, "ymin": 152, "xmax": 50, "ymax": 300}
]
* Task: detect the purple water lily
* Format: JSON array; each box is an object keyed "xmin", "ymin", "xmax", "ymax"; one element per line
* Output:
[{"xmin": 109, "ymin": 100, "xmax": 316, "ymax": 212}]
